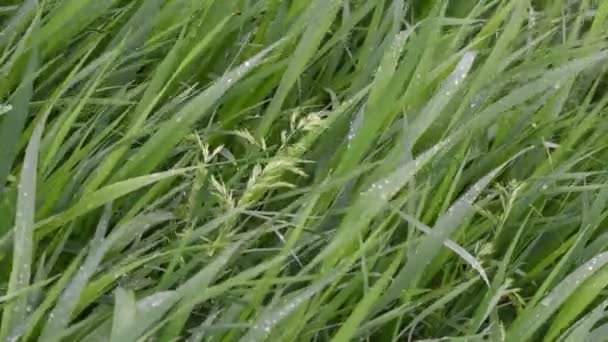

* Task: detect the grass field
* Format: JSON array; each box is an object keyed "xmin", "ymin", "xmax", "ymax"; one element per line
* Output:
[{"xmin": 2, "ymin": 0, "xmax": 608, "ymax": 340}]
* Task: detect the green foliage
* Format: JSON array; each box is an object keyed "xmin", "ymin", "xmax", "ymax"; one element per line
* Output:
[{"xmin": 1, "ymin": 0, "xmax": 608, "ymax": 341}]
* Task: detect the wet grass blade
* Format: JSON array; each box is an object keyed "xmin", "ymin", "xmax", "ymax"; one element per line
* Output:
[
  {"xmin": 256, "ymin": 0, "xmax": 341, "ymax": 137},
  {"xmin": 0, "ymin": 29, "xmax": 42, "ymax": 341},
  {"xmin": 114, "ymin": 40, "xmax": 285, "ymax": 179},
  {"xmin": 506, "ymin": 252, "xmax": 608, "ymax": 342},
  {"xmin": 0, "ymin": 28, "xmax": 37, "ymax": 193},
  {"xmin": 110, "ymin": 287, "xmax": 136, "ymax": 342}
]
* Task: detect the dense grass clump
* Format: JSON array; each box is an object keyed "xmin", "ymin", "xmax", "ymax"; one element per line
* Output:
[{"xmin": 2, "ymin": 0, "xmax": 608, "ymax": 340}]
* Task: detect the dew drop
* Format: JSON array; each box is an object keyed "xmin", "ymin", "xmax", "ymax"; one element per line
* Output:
[{"xmin": 0, "ymin": 103, "xmax": 12, "ymax": 115}]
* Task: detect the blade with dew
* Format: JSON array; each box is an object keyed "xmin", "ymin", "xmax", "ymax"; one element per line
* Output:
[
  {"xmin": 404, "ymin": 277, "xmax": 480, "ymax": 341},
  {"xmin": 110, "ymin": 291, "xmax": 180, "ymax": 341},
  {"xmin": 544, "ymin": 264, "xmax": 608, "ymax": 341},
  {"xmin": 256, "ymin": 0, "xmax": 342, "ymax": 137},
  {"xmin": 21, "ymin": 253, "xmax": 85, "ymax": 341},
  {"xmin": 239, "ymin": 270, "xmax": 342, "ymax": 342},
  {"xmin": 34, "ymin": 167, "xmax": 194, "ymax": 234},
  {"xmin": 556, "ymin": 300, "xmax": 608, "ymax": 342},
  {"xmin": 331, "ymin": 249, "xmax": 405, "ymax": 342},
  {"xmin": 377, "ymin": 150, "xmax": 529, "ymax": 310},
  {"xmin": 404, "ymin": 50, "xmax": 477, "ymax": 147},
  {"xmin": 394, "ymin": 210, "xmax": 490, "ymax": 286},
  {"xmin": 506, "ymin": 251, "xmax": 608, "ymax": 342},
  {"xmin": 110, "ymin": 287, "xmax": 136, "ymax": 342},
  {"xmin": 335, "ymin": 27, "xmax": 415, "ymax": 176},
  {"xmin": 0, "ymin": 26, "xmax": 44, "ymax": 341},
  {"xmin": 38, "ymin": 205, "xmax": 112, "ymax": 342},
  {"xmin": 0, "ymin": 0, "xmax": 37, "ymax": 49},
  {"xmin": 451, "ymin": 50, "xmax": 608, "ymax": 141},
  {"xmin": 310, "ymin": 138, "xmax": 452, "ymax": 273},
  {"xmin": 0, "ymin": 20, "xmax": 38, "ymax": 193},
  {"xmin": 113, "ymin": 39, "xmax": 286, "ymax": 180},
  {"xmin": 159, "ymin": 231, "xmax": 256, "ymax": 341},
  {"xmin": 82, "ymin": 16, "xmax": 232, "ymax": 193}
]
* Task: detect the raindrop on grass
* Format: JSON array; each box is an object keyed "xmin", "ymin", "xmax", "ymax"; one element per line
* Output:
[{"xmin": 0, "ymin": 103, "xmax": 12, "ymax": 115}]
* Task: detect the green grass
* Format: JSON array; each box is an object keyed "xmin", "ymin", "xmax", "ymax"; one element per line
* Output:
[{"xmin": 2, "ymin": 0, "xmax": 608, "ymax": 340}]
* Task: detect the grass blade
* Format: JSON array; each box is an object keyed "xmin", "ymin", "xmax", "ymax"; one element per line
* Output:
[
  {"xmin": 0, "ymin": 31, "xmax": 42, "ymax": 341},
  {"xmin": 506, "ymin": 252, "xmax": 608, "ymax": 342}
]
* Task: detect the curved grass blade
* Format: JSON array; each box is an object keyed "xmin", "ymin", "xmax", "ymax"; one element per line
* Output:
[
  {"xmin": 110, "ymin": 287, "xmax": 136, "ymax": 342},
  {"xmin": 335, "ymin": 27, "xmax": 414, "ymax": 175},
  {"xmin": 111, "ymin": 291, "xmax": 180, "ymax": 341},
  {"xmin": 0, "ymin": 30, "xmax": 43, "ymax": 341},
  {"xmin": 36, "ymin": 167, "xmax": 194, "ymax": 233},
  {"xmin": 506, "ymin": 252, "xmax": 608, "ymax": 342},
  {"xmin": 544, "ymin": 265, "xmax": 608, "ymax": 341},
  {"xmin": 405, "ymin": 50, "xmax": 477, "ymax": 146},
  {"xmin": 331, "ymin": 250, "xmax": 404, "ymax": 342},
  {"xmin": 311, "ymin": 139, "xmax": 452, "ymax": 272},
  {"xmin": 394, "ymin": 210, "xmax": 490, "ymax": 286},
  {"xmin": 159, "ymin": 233, "xmax": 254, "ymax": 341},
  {"xmin": 21, "ymin": 253, "xmax": 85, "ymax": 341},
  {"xmin": 557, "ymin": 301, "xmax": 608, "ymax": 342},
  {"xmin": 377, "ymin": 151, "xmax": 527, "ymax": 309},
  {"xmin": 256, "ymin": 0, "xmax": 341, "ymax": 137},
  {"xmin": 38, "ymin": 205, "xmax": 112, "ymax": 342},
  {"xmin": 588, "ymin": 322, "xmax": 608, "ymax": 342},
  {"xmin": 239, "ymin": 271, "xmax": 341, "ymax": 342},
  {"xmin": 114, "ymin": 39, "xmax": 286, "ymax": 180},
  {"xmin": 404, "ymin": 277, "xmax": 480, "ymax": 341},
  {"xmin": 0, "ymin": 25, "xmax": 38, "ymax": 193},
  {"xmin": 0, "ymin": 0, "xmax": 37, "ymax": 49}
]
